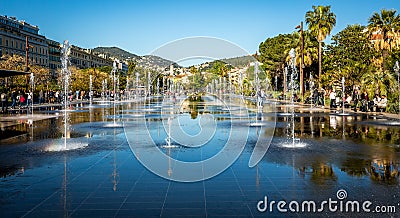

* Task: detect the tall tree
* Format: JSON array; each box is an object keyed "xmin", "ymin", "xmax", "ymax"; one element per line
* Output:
[
  {"xmin": 285, "ymin": 31, "xmax": 318, "ymax": 70},
  {"xmin": 305, "ymin": 5, "xmax": 336, "ymax": 88},
  {"xmin": 368, "ymin": 9, "xmax": 400, "ymax": 71},
  {"xmin": 323, "ymin": 25, "xmax": 377, "ymax": 90},
  {"xmin": 258, "ymin": 33, "xmax": 298, "ymax": 90},
  {"xmin": 0, "ymin": 54, "xmax": 53, "ymax": 92}
]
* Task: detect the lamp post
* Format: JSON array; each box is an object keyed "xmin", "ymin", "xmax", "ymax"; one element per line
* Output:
[{"xmin": 394, "ymin": 61, "xmax": 400, "ymax": 116}]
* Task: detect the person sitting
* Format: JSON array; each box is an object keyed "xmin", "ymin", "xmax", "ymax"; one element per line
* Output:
[
  {"xmin": 370, "ymin": 94, "xmax": 381, "ymax": 112},
  {"xmin": 278, "ymin": 92, "xmax": 284, "ymax": 100},
  {"xmin": 377, "ymin": 95, "xmax": 387, "ymax": 112},
  {"xmin": 344, "ymin": 94, "xmax": 352, "ymax": 108}
]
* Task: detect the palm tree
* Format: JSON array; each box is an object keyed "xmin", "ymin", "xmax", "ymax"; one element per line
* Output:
[
  {"xmin": 286, "ymin": 31, "xmax": 318, "ymax": 69},
  {"xmin": 305, "ymin": 5, "xmax": 336, "ymax": 88},
  {"xmin": 367, "ymin": 9, "xmax": 400, "ymax": 71},
  {"xmin": 361, "ymin": 68, "xmax": 396, "ymax": 96}
]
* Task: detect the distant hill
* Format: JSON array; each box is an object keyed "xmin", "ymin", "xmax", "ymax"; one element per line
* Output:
[
  {"xmin": 139, "ymin": 55, "xmax": 179, "ymax": 69},
  {"xmin": 92, "ymin": 47, "xmax": 180, "ymax": 71},
  {"xmin": 220, "ymin": 55, "xmax": 255, "ymax": 67},
  {"xmin": 92, "ymin": 47, "xmax": 139, "ymax": 60}
]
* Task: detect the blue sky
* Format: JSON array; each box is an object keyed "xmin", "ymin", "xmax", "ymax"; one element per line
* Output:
[{"xmin": 0, "ymin": 0, "xmax": 399, "ymax": 57}]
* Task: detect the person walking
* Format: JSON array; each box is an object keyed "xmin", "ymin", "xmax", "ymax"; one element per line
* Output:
[
  {"xmin": 319, "ymin": 88, "xmax": 326, "ymax": 108},
  {"xmin": 19, "ymin": 92, "xmax": 25, "ymax": 107},
  {"xmin": 55, "ymin": 91, "xmax": 60, "ymax": 103},
  {"xmin": 352, "ymin": 88, "xmax": 360, "ymax": 112},
  {"xmin": 1, "ymin": 91, "xmax": 7, "ymax": 113},
  {"xmin": 313, "ymin": 88, "xmax": 319, "ymax": 107},
  {"xmin": 39, "ymin": 90, "xmax": 44, "ymax": 104},
  {"xmin": 329, "ymin": 89, "xmax": 336, "ymax": 109},
  {"xmin": 361, "ymin": 90, "xmax": 369, "ymax": 112},
  {"xmin": 26, "ymin": 90, "xmax": 32, "ymax": 107},
  {"xmin": 10, "ymin": 90, "xmax": 16, "ymax": 109}
]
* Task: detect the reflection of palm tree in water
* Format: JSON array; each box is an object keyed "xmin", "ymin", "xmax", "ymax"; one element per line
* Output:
[
  {"xmin": 310, "ymin": 163, "xmax": 337, "ymax": 185},
  {"xmin": 188, "ymin": 94, "xmax": 203, "ymax": 120},
  {"xmin": 341, "ymin": 158, "xmax": 369, "ymax": 177}
]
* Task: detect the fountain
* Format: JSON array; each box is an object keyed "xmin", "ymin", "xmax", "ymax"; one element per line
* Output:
[
  {"xmin": 136, "ymin": 72, "xmax": 139, "ymax": 98},
  {"xmin": 30, "ymin": 73, "xmax": 34, "ymax": 117},
  {"xmin": 282, "ymin": 48, "xmax": 306, "ymax": 148},
  {"xmin": 45, "ymin": 40, "xmax": 88, "ymax": 151},
  {"xmin": 147, "ymin": 71, "xmax": 151, "ymax": 97},
  {"xmin": 96, "ymin": 79, "xmax": 110, "ymax": 106},
  {"xmin": 239, "ymin": 71, "xmax": 244, "ymax": 96},
  {"xmin": 157, "ymin": 77, "xmax": 160, "ymax": 96},
  {"xmin": 250, "ymin": 61, "xmax": 265, "ymax": 127},
  {"xmin": 110, "ymin": 60, "xmax": 117, "ymax": 102},
  {"xmin": 161, "ymin": 117, "xmax": 178, "ymax": 148},
  {"xmin": 61, "ymin": 41, "xmax": 71, "ymax": 149},
  {"xmin": 279, "ymin": 66, "xmax": 292, "ymax": 116},
  {"xmin": 89, "ymin": 75, "xmax": 93, "ymax": 106},
  {"xmin": 335, "ymin": 77, "xmax": 350, "ymax": 116},
  {"xmin": 104, "ymin": 60, "xmax": 123, "ymax": 128},
  {"xmin": 117, "ymin": 75, "xmax": 120, "ymax": 101},
  {"xmin": 126, "ymin": 75, "xmax": 130, "ymax": 100},
  {"xmin": 101, "ymin": 79, "xmax": 106, "ymax": 101}
]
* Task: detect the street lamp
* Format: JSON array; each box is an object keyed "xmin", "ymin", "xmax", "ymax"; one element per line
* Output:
[{"xmin": 394, "ymin": 61, "xmax": 400, "ymax": 116}]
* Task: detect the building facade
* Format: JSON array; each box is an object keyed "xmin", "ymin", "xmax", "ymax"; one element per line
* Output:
[
  {"xmin": 0, "ymin": 15, "xmax": 48, "ymax": 68},
  {"xmin": 70, "ymin": 46, "xmax": 113, "ymax": 69},
  {"xmin": 47, "ymin": 39, "xmax": 61, "ymax": 76},
  {"xmin": 0, "ymin": 14, "xmax": 113, "ymax": 75}
]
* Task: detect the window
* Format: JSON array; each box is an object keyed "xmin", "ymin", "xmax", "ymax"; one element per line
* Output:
[
  {"xmin": 6, "ymin": 39, "xmax": 8, "ymax": 46},
  {"xmin": 0, "ymin": 37, "xmax": 2, "ymax": 46}
]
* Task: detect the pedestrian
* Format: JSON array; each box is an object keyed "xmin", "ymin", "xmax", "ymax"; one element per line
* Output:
[
  {"xmin": 1, "ymin": 91, "xmax": 7, "ymax": 113},
  {"xmin": 313, "ymin": 88, "xmax": 319, "ymax": 106},
  {"xmin": 39, "ymin": 90, "xmax": 44, "ymax": 104},
  {"xmin": 329, "ymin": 89, "xmax": 336, "ymax": 109},
  {"xmin": 352, "ymin": 87, "xmax": 359, "ymax": 111},
  {"xmin": 55, "ymin": 91, "xmax": 60, "ymax": 103},
  {"xmin": 319, "ymin": 88, "xmax": 326, "ymax": 108},
  {"xmin": 19, "ymin": 93, "xmax": 25, "ymax": 107},
  {"xmin": 49, "ymin": 90, "xmax": 54, "ymax": 103},
  {"xmin": 26, "ymin": 90, "xmax": 32, "ymax": 106},
  {"xmin": 10, "ymin": 90, "xmax": 16, "ymax": 109},
  {"xmin": 44, "ymin": 90, "xmax": 48, "ymax": 104},
  {"xmin": 361, "ymin": 90, "xmax": 369, "ymax": 112}
]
